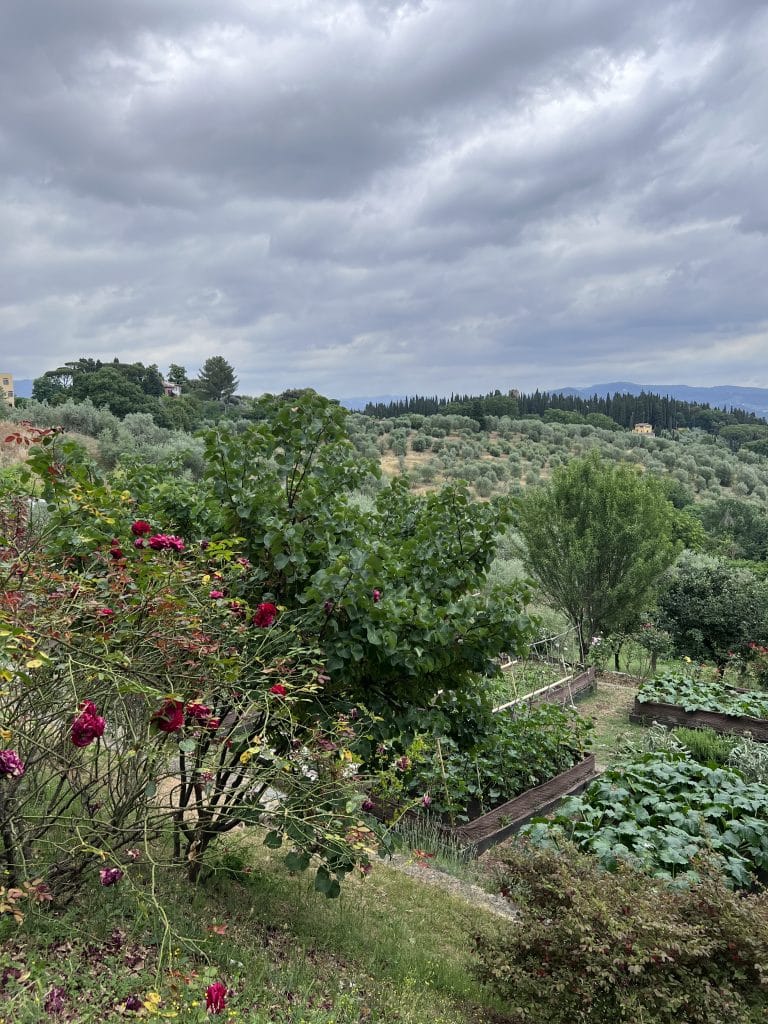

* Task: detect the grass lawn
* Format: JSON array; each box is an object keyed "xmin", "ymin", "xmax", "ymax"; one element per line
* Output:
[
  {"xmin": 577, "ymin": 678, "xmax": 645, "ymax": 769},
  {"xmin": 0, "ymin": 838, "xmax": 516, "ymax": 1024}
]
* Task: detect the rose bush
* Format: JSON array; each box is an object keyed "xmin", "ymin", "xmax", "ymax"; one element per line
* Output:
[{"xmin": 0, "ymin": 434, "xmax": 391, "ymax": 898}]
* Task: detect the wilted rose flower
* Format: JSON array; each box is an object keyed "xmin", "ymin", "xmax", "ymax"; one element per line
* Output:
[
  {"xmin": 126, "ymin": 849, "xmax": 141, "ymax": 862},
  {"xmin": 44, "ymin": 986, "xmax": 66, "ymax": 1013},
  {"xmin": 269, "ymin": 684, "xmax": 287, "ymax": 697},
  {"xmin": 124, "ymin": 995, "xmax": 143, "ymax": 1012},
  {"xmin": 0, "ymin": 749, "xmax": 25, "ymax": 779},
  {"xmin": 372, "ymin": 589, "xmax": 381, "ymax": 602},
  {"xmin": 421, "ymin": 793, "xmax": 432, "ymax": 808},
  {"xmin": 71, "ymin": 701, "xmax": 106, "ymax": 748},
  {"xmin": 361, "ymin": 798, "xmax": 375, "ymax": 812},
  {"xmin": 206, "ymin": 981, "xmax": 228, "ymax": 1014},
  {"xmin": 209, "ymin": 590, "xmax": 224, "ymax": 599},
  {"xmin": 151, "ymin": 699, "xmax": 184, "ymax": 733},
  {"xmin": 395, "ymin": 755, "xmax": 411, "ymax": 772},
  {"xmin": 96, "ymin": 607, "xmax": 114, "ymax": 618},
  {"xmin": 253, "ymin": 602, "xmax": 278, "ymax": 628},
  {"xmin": 186, "ymin": 700, "xmax": 212, "ymax": 722},
  {"xmin": 206, "ymin": 717, "xmax": 221, "ymax": 731},
  {"xmin": 323, "ymin": 599, "xmax": 335, "ymax": 615},
  {"xmin": 130, "ymin": 520, "xmax": 152, "ymax": 536},
  {"xmin": 109, "ymin": 541, "xmax": 124, "ymax": 560},
  {"xmin": 99, "ymin": 867, "xmax": 124, "ymax": 887}
]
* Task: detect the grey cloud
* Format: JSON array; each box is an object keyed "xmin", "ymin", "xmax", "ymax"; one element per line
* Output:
[{"xmin": 1, "ymin": 1, "xmax": 767, "ymax": 397}]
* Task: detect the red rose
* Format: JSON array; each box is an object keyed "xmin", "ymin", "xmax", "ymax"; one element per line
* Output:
[
  {"xmin": 151, "ymin": 699, "xmax": 184, "ymax": 733},
  {"xmin": 71, "ymin": 701, "xmax": 106, "ymax": 748},
  {"xmin": 269, "ymin": 684, "xmax": 287, "ymax": 697},
  {"xmin": 253, "ymin": 602, "xmax": 278, "ymax": 628},
  {"xmin": 130, "ymin": 520, "xmax": 152, "ymax": 536},
  {"xmin": 372, "ymin": 589, "xmax": 381, "ymax": 603},
  {"xmin": 209, "ymin": 590, "xmax": 224, "ymax": 599}
]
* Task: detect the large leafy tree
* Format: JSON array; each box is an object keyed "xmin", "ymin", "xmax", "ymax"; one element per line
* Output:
[
  {"xmin": 516, "ymin": 452, "xmax": 680, "ymax": 659},
  {"xmin": 203, "ymin": 392, "xmax": 531, "ymax": 704},
  {"xmin": 197, "ymin": 356, "xmax": 238, "ymax": 402},
  {"xmin": 656, "ymin": 553, "xmax": 768, "ymax": 667}
]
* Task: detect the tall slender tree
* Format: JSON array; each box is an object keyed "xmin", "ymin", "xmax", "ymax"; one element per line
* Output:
[{"xmin": 197, "ymin": 356, "xmax": 239, "ymax": 402}]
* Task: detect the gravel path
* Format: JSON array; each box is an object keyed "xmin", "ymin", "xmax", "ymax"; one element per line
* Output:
[{"xmin": 387, "ymin": 852, "xmax": 518, "ymax": 920}]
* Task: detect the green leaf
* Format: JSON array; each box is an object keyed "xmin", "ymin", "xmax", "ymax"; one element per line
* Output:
[
  {"xmin": 284, "ymin": 850, "xmax": 311, "ymax": 873},
  {"xmin": 264, "ymin": 830, "xmax": 283, "ymax": 849},
  {"xmin": 314, "ymin": 865, "xmax": 341, "ymax": 898}
]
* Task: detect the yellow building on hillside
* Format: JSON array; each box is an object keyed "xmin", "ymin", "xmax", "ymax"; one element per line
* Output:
[
  {"xmin": 1, "ymin": 373, "xmax": 14, "ymax": 408},
  {"xmin": 633, "ymin": 422, "xmax": 653, "ymax": 435}
]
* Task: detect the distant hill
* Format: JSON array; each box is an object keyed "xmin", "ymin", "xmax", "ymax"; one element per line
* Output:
[
  {"xmin": 339, "ymin": 394, "xmax": 405, "ymax": 411},
  {"xmin": 554, "ymin": 382, "xmax": 768, "ymax": 419},
  {"xmin": 10, "ymin": 378, "xmax": 33, "ymax": 399}
]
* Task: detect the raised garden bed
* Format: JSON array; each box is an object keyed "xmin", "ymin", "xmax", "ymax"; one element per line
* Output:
[
  {"xmin": 453, "ymin": 753, "xmax": 596, "ymax": 855},
  {"xmin": 494, "ymin": 667, "xmax": 596, "ymax": 713},
  {"xmin": 629, "ymin": 697, "xmax": 768, "ymax": 741},
  {"xmin": 629, "ymin": 674, "xmax": 768, "ymax": 741},
  {"xmin": 380, "ymin": 753, "xmax": 597, "ymax": 857}
]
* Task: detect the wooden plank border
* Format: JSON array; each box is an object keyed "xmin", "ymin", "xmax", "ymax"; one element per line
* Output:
[
  {"xmin": 378, "ymin": 754, "xmax": 597, "ymax": 858},
  {"xmin": 453, "ymin": 754, "xmax": 596, "ymax": 855},
  {"xmin": 629, "ymin": 697, "xmax": 768, "ymax": 741}
]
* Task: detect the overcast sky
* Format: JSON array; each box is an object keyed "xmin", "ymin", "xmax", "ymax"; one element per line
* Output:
[{"xmin": 1, "ymin": 1, "xmax": 767, "ymax": 398}]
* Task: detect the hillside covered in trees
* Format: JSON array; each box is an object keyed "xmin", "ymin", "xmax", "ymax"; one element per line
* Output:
[{"xmin": 364, "ymin": 388, "xmax": 764, "ymax": 438}]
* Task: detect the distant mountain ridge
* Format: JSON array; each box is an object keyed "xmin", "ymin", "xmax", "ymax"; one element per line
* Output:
[
  {"xmin": 8, "ymin": 378, "xmax": 33, "ymax": 399},
  {"xmin": 553, "ymin": 382, "xmax": 768, "ymax": 419}
]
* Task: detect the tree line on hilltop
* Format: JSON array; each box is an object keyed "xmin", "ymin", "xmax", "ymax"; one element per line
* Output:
[{"xmin": 363, "ymin": 388, "xmax": 765, "ymax": 439}]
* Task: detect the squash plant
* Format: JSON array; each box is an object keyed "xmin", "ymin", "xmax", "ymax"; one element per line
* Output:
[
  {"xmin": 638, "ymin": 672, "xmax": 768, "ymax": 719},
  {"xmin": 526, "ymin": 753, "xmax": 768, "ymax": 887}
]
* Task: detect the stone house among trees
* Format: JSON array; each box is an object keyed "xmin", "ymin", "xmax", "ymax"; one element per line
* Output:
[
  {"xmin": 1, "ymin": 373, "xmax": 14, "ymax": 407},
  {"xmin": 633, "ymin": 422, "xmax": 654, "ymax": 435}
]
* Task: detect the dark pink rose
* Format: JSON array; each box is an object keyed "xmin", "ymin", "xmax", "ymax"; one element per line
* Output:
[
  {"xmin": 71, "ymin": 701, "xmax": 105, "ymax": 748},
  {"xmin": 253, "ymin": 602, "xmax": 277, "ymax": 628},
  {"xmin": 0, "ymin": 749, "xmax": 25, "ymax": 779},
  {"xmin": 151, "ymin": 699, "xmax": 184, "ymax": 733}
]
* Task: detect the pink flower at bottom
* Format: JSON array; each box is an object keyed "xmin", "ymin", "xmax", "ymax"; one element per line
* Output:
[
  {"xmin": 269, "ymin": 684, "xmax": 287, "ymax": 697},
  {"xmin": 99, "ymin": 867, "xmax": 124, "ymax": 887},
  {"xmin": 206, "ymin": 981, "xmax": 228, "ymax": 1014}
]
